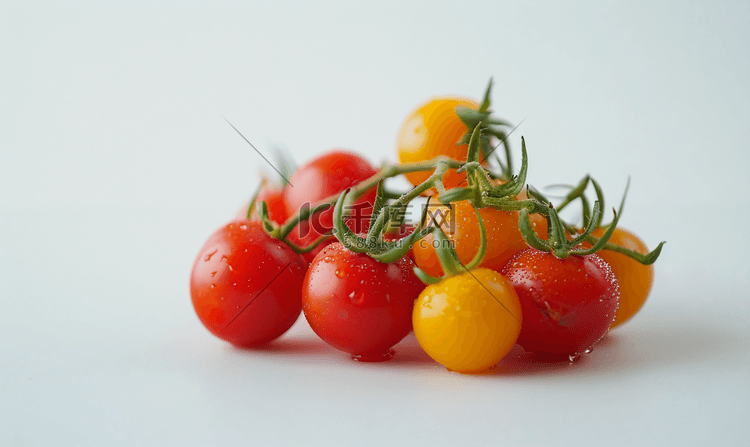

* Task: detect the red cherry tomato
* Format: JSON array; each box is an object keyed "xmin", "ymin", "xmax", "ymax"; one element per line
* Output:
[
  {"xmin": 283, "ymin": 150, "xmax": 378, "ymax": 262},
  {"xmin": 501, "ymin": 249, "xmax": 619, "ymax": 355},
  {"xmin": 302, "ymin": 242, "xmax": 425, "ymax": 361},
  {"xmin": 190, "ymin": 220, "xmax": 307, "ymax": 346}
]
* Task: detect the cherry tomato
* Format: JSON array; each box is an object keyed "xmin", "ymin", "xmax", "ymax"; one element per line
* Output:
[
  {"xmin": 190, "ymin": 220, "xmax": 307, "ymax": 346},
  {"xmin": 501, "ymin": 249, "xmax": 619, "ymax": 355},
  {"xmin": 237, "ymin": 187, "xmax": 288, "ymax": 224},
  {"xmin": 412, "ymin": 268, "xmax": 522, "ymax": 373},
  {"xmin": 302, "ymin": 242, "xmax": 424, "ymax": 361},
  {"xmin": 413, "ymin": 200, "xmax": 547, "ymax": 277},
  {"xmin": 283, "ymin": 150, "xmax": 378, "ymax": 263},
  {"xmin": 396, "ymin": 97, "xmax": 479, "ymax": 189},
  {"xmin": 585, "ymin": 227, "xmax": 653, "ymax": 329}
]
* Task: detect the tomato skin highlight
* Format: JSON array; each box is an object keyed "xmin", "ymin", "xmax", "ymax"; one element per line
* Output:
[
  {"xmin": 283, "ymin": 150, "xmax": 378, "ymax": 264},
  {"xmin": 586, "ymin": 228, "xmax": 654, "ymax": 329},
  {"xmin": 302, "ymin": 243, "xmax": 424, "ymax": 360},
  {"xmin": 396, "ymin": 97, "xmax": 479, "ymax": 189},
  {"xmin": 190, "ymin": 220, "xmax": 307, "ymax": 347},
  {"xmin": 501, "ymin": 249, "xmax": 619, "ymax": 355},
  {"xmin": 413, "ymin": 200, "xmax": 547, "ymax": 277},
  {"xmin": 412, "ymin": 268, "xmax": 522, "ymax": 373}
]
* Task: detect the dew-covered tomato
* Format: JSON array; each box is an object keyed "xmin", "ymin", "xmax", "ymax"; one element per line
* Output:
[
  {"xmin": 302, "ymin": 242, "xmax": 424, "ymax": 361},
  {"xmin": 414, "ymin": 200, "xmax": 547, "ymax": 277},
  {"xmin": 190, "ymin": 220, "xmax": 307, "ymax": 346},
  {"xmin": 283, "ymin": 150, "xmax": 378, "ymax": 263},
  {"xmin": 412, "ymin": 268, "xmax": 522, "ymax": 373},
  {"xmin": 396, "ymin": 97, "xmax": 479, "ymax": 189},
  {"xmin": 586, "ymin": 227, "xmax": 653, "ymax": 329},
  {"xmin": 501, "ymin": 249, "xmax": 619, "ymax": 355}
]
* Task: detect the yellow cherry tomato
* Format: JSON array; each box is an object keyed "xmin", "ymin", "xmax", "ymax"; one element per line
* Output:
[
  {"xmin": 413, "ymin": 268, "xmax": 522, "ymax": 373},
  {"xmin": 396, "ymin": 97, "xmax": 479, "ymax": 189},
  {"xmin": 413, "ymin": 199, "xmax": 547, "ymax": 277},
  {"xmin": 588, "ymin": 227, "xmax": 654, "ymax": 329}
]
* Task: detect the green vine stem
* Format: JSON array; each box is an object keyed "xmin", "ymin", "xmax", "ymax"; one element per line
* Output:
[
  {"xmin": 331, "ymin": 188, "xmax": 432, "ymax": 263},
  {"xmin": 413, "ymin": 204, "xmax": 488, "ymax": 284},
  {"xmin": 259, "ymin": 156, "xmax": 464, "ymax": 253}
]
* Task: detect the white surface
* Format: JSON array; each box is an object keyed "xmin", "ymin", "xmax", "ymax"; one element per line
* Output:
[{"xmin": 2, "ymin": 1, "xmax": 749, "ymax": 446}]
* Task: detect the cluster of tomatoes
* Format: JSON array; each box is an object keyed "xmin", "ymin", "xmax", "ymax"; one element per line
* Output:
[{"xmin": 190, "ymin": 82, "xmax": 662, "ymax": 373}]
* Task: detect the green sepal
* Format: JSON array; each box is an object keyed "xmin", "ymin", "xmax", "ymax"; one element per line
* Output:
[
  {"xmin": 570, "ymin": 205, "xmax": 618, "ymax": 256},
  {"xmin": 518, "ymin": 208, "xmax": 551, "ymax": 252},
  {"xmin": 588, "ymin": 177, "xmax": 606, "ymax": 228},
  {"xmin": 482, "ymin": 137, "xmax": 528, "ymax": 199},
  {"xmin": 464, "ymin": 205, "xmax": 487, "ymax": 271},
  {"xmin": 555, "ymin": 176, "xmax": 590, "ymax": 213},
  {"xmin": 568, "ymin": 200, "xmax": 604, "ymax": 248},
  {"xmin": 478, "ymin": 77, "xmax": 493, "ymax": 113},
  {"xmin": 464, "ymin": 122, "xmax": 484, "ymax": 164},
  {"xmin": 526, "ymin": 185, "xmax": 550, "ymax": 205},
  {"xmin": 455, "ymin": 107, "xmax": 491, "ymax": 138},
  {"xmin": 547, "ymin": 206, "xmax": 571, "ymax": 258},
  {"xmin": 332, "ymin": 188, "xmax": 428, "ymax": 263},
  {"xmin": 439, "ymin": 187, "xmax": 474, "ymax": 204}
]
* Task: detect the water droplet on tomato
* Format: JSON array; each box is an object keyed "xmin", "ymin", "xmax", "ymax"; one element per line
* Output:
[
  {"xmin": 204, "ymin": 249, "xmax": 218, "ymax": 262},
  {"xmin": 335, "ymin": 269, "xmax": 344, "ymax": 278},
  {"xmin": 239, "ymin": 224, "xmax": 248, "ymax": 230},
  {"xmin": 211, "ymin": 271, "xmax": 217, "ymax": 277},
  {"xmin": 568, "ymin": 353, "xmax": 581, "ymax": 362},
  {"xmin": 584, "ymin": 346, "xmax": 594, "ymax": 354},
  {"xmin": 210, "ymin": 284, "xmax": 215, "ymax": 289}
]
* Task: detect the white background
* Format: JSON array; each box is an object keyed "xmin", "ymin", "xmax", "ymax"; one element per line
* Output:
[{"xmin": 2, "ymin": 1, "xmax": 749, "ymax": 446}]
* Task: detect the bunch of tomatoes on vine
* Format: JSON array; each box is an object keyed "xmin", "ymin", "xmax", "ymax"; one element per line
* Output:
[{"xmin": 190, "ymin": 80, "xmax": 664, "ymax": 374}]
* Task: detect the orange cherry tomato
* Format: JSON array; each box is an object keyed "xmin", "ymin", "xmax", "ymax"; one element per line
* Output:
[
  {"xmin": 586, "ymin": 227, "xmax": 654, "ymax": 329},
  {"xmin": 413, "ymin": 199, "xmax": 547, "ymax": 277},
  {"xmin": 396, "ymin": 97, "xmax": 479, "ymax": 190}
]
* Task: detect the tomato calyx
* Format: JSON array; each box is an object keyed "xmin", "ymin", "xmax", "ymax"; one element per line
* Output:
[
  {"xmin": 553, "ymin": 175, "xmax": 666, "ymax": 266},
  {"xmin": 454, "ymin": 78, "xmax": 515, "ymax": 179},
  {"xmin": 331, "ymin": 183, "xmax": 430, "ymax": 263},
  {"xmin": 442, "ymin": 130, "xmax": 549, "ymax": 228},
  {"xmin": 413, "ymin": 204, "xmax": 488, "ymax": 285},
  {"xmin": 518, "ymin": 194, "xmax": 618, "ymax": 260}
]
